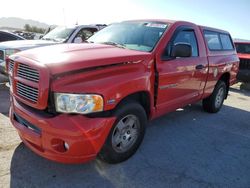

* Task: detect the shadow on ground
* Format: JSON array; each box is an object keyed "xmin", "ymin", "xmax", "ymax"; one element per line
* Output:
[{"xmin": 10, "ymin": 103, "xmax": 250, "ymax": 188}]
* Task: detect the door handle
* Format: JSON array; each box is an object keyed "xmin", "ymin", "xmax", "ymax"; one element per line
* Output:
[{"xmin": 195, "ymin": 64, "xmax": 205, "ymax": 70}]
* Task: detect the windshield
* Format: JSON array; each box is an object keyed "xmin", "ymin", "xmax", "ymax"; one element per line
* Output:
[
  {"xmin": 42, "ymin": 26, "xmax": 75, "ymax": 42},
  {"xmin": 87, "ymin": 21, "xmax": 168, "ymax": 52},
  {"xmin": 235, "ymin": 43, "xmax": 250, "ymax": 54}
]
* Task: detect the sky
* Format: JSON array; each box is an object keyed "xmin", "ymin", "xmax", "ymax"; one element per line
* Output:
[{"xmin": 1, "ymin": 0, "xmax": 249, "ymax": 39}]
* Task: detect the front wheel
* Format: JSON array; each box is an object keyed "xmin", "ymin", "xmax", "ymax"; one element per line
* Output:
[
  {"xmin": 98, "ymin": 102, "xmax": 147, "ymax": 164},
  {"xmin": 202, "ymin": 80, "xmax": 227, "ymax": 113}
]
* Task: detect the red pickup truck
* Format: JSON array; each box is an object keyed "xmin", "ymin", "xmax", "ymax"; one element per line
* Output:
[
  {"xmin": 234, "ymin": 41, "xmax": 250, "ymax": 82},
  {"xmin": 8, "ymin": 20, "xmax": 239, "ymax": 164}
]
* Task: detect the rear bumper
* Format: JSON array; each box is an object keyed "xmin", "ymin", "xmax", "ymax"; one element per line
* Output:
[
  {"xmin": 10, "ymin": 97, "xmax": 116, "ymax": 164},
  {"xmin": 237, "ymin": 70, "xmax": 250, "ymax": 83}
]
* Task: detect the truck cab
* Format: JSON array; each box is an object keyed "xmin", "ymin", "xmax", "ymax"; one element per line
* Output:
[
  {"xmin": 8, "ymin": 20, "xmax": 239, "ymax": 164},
  {"xmin": 234, "ymin": 41, "xmax": 250, "ymax": 82}
]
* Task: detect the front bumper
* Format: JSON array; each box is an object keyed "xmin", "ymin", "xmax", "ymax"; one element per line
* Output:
[{"xmin": 10, "ymin": 97, "xmax": 116, "ymax": 164}]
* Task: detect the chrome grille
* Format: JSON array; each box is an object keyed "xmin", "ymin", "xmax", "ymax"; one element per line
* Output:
[
  {"xmin": 239, "ymin": 58, "xmax": 250, "ymax": 70},
  {"xmin": 9, "ymin": 77, "xmax": 13, "ymax": 92},
  {"xmin": 17, "ymin": 63, "xmax": 39, "ymax": 82},
  {"xmin": 9, "ymin": 60, "xmax": 14, "ymax": 73},
  {"xmin": 16, "ymin": 82, "xmax": 38, "ymax": 103}
]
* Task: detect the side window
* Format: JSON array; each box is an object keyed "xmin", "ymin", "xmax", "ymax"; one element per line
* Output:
[
  {"xmin": 0, "ymin": 32, "xmax": 17, "ymax": 42},
  {"xmin": 75, "ymin": 28, "xmax": 97, "ymax": 41},
  {"xmin": 220, "ymin": 34, "xmax": 234, "ymax": 50},
  {"xmin": 0, "ymin": 33, "xmax": 5, "ymax": 42},
  {"xmin": 235, "ymin": 43, "xmax": 250, "ymax": 54},
  {"xmin": 204, "ymin": 31, "xmax": 222, "ymax": 50},
  {"xmin": 173, "ymin": 30, "xmax": 198, "ymax": 57}
]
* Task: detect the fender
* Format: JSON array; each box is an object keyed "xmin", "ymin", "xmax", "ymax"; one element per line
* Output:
[{"xmin": 51, "ymin": 59, "xmax": 155, "ymax": 112}]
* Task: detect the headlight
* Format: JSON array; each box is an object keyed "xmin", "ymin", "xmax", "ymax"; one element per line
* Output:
[
  {"xmin": 54, "ymin": 93, "xmax": 103, "ymax": 114},
  {"xmin": 5, "ymin": 49, "xmax": 21, "ymax": 58},
  {"xmin": 0, "ymin": 49, "xmax": 20, "ymax": 73}
]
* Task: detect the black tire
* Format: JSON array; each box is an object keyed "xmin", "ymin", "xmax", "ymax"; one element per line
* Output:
[
  {"xmin": 98, "ymin": 102, "xmax": 147, "ymax": 164},
  {"xmin": 202, "ymin": 80, "xmax": 227, "ymax": 113}
]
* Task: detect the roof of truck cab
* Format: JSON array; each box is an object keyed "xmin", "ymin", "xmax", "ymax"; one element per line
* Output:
[
  {"xmin": 123, "ymin": 19, "xmax": 188, "ymax": 24},
  {"xmin": 234, "ymin": 40, "xmax": 250, "ymax": 44},
  {"xmin": 122, "ymin": 19, "xmax": 231, "ymax": 34}
]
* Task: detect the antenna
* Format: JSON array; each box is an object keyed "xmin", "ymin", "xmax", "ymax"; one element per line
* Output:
[{"xmin": 62, "ymin": 8, "xmax": 66, "ymax": 25}]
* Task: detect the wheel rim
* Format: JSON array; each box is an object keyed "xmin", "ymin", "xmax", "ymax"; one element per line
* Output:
[
  {"xmin": 215, "ymin": 87, "xmax": 224, "ymax": 108},
  {"xmin": 111, "ymin": 114, "xmax": 140, "ymax": 153}
]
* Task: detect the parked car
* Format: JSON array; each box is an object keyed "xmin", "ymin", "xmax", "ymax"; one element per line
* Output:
[
  {"xmin": 0, "ymin": 31, "xmax": 25, "ymax": 71},
  {"xmin": 0, "ymin": 30, "xmax": 25, "ymax": 42},
  {"xmin": 0, "ymin": 24, "xmax": 106, "ymax": 73},
  {"xmin": 234, "ymin": 41, "xmax": 250, "ymax": 82},
  {"xmin": 13, "ymin": 30, "xmax": 39, "ymax": 40},
  {"xmin": 7, "ymin": 19, "xmax": 239, "ymax": 164}
]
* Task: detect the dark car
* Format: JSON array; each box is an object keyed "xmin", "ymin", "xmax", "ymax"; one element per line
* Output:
[
  {"xmin": 0, "ymin": 30, "xmax": 25, "ymax": 42},
  {"xmin": 234, "ymin": 41, "xmax": 250, "ymax": 82}
]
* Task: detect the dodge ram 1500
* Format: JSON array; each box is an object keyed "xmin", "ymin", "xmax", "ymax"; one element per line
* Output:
[{"xmin": 8, "ymin": 20, "xmax": 239, "ymax": 164}]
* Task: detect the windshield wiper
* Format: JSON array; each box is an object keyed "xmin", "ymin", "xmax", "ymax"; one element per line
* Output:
[{"xmin": 101, "ymin": 41, "xmax": 126, "ymax": 49}]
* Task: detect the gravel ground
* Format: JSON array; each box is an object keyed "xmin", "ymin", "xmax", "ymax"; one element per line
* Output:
[{"xmin": 0, "ymin": 74, "xmax": 250, "ymax": 188}]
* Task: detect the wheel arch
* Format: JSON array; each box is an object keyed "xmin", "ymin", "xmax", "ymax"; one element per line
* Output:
[
  {"xmin": 218, "ymin": 72, "xmax": 230, "ymax": 99},
  {"xmin": 114, "ymin": 91, "xmax": 152, "ymax": 119}
]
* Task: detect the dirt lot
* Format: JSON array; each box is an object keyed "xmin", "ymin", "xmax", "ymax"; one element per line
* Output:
[{"xmin": 0, "ymin": 73, "xmax": 250, "ymax": 188}]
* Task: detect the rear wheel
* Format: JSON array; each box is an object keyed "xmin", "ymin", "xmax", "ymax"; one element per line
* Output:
[
  {"xmin": 98, "ymin": 102, "xmax": 147, "ymax": 164},
  {"xmin": 202, "ymin": 80, "xmax": 226, "ymax": 113}
]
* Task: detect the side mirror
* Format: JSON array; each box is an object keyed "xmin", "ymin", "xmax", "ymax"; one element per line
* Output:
[
  {"xmin": 73, "ymin": 37, "xmax": 83, "ymax": 43},
  {"xmin": 171, "ymin": 43, "xmax": 192, "ymax": 58}
]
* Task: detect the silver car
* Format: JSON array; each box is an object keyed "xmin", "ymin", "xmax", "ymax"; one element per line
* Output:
[{"xmin": 0, "ymin": 24, "xmax": 106, "ymax": 74}]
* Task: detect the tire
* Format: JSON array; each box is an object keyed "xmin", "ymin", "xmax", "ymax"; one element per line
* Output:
[
  {"xmin": 98, "ymin": 102, "xmax": 147, "ymax": 164},
  {"xmin": 202, "ymin": 80, "xmax": 227, "ymax": 113}
]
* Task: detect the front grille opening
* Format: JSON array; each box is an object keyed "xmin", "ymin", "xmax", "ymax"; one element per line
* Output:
[
  {"xmin": 17, "ymin": 63, "xmax": 40, "ymax": 82},
  {"xmin": 17, "ymin": 82, "xmax": 38, "ymax": 103},
  {"xmin": 239, "ymin": 58, "xmax": 250, "ymax": 70},
  {"xmin": 16, "ymin": 99, "xmax": 57, "ymax": 118},
  {"xmin": 14, "ymin": 113, "xmax": 41, "ymax": 135}
]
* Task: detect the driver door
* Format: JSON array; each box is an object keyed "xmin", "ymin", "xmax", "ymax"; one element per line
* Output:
[{"xmin": 156, "ymin": 26, "xmax": 208, "ymax": 115}]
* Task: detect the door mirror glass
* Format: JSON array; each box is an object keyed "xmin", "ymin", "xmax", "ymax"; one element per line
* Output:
[{"xmin": 171, "ymin": 43, "xmax": 192, "ymax": 57}]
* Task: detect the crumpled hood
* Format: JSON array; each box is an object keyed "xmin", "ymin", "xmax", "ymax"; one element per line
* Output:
[
  {"xmin": 11, "ymin": 43, "xmax": 151, "ymax": 75},
  {"xmin": 0, "ymin": 39, "xmax": 57, "ymax": 51}
]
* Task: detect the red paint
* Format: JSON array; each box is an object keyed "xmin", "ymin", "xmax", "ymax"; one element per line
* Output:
[
  {"xmin": 237, "ymin": 53, "xmax": 250, "ymax": 59},
  {"xmin": 10, "ymin": 97, "xmax": 116, "ymax": 163},
  {"xmin": 8, "ymin": 20, "xmax": 239, "ymax": 163}
]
